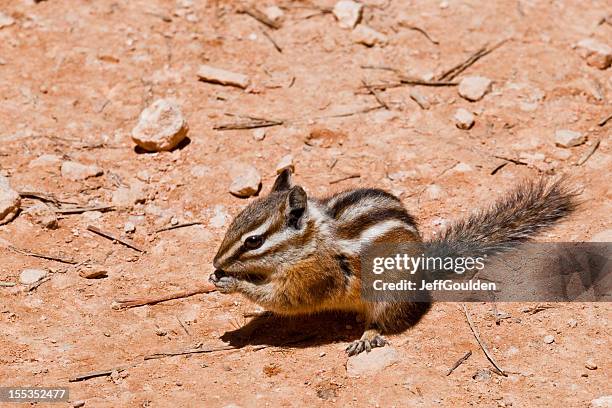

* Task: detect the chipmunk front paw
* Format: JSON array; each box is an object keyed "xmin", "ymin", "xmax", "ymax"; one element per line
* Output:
[{"xmin": 209, "ymin": 270, "xmax": 238, "ymax": 293}]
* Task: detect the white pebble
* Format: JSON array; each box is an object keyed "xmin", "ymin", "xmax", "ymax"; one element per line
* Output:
[
  {"xmin": 61, "ymin": 161, "xmax": 103, "ymax": 181},
  {"xmin": 20, "ymin": 268, "xmax": 47, "ymax": 285},
  {"xmin": 333, "ymin": 0, "xmax": 363, "ymax": 29},
  {"xmin": 197, "ymin": 65, "xmax": 250, "ymax": 89},
  {"xmin": 554, "ymin": 129, "xmax": 585, "ymax": 148},
  {"xmin": 131, "ymin": 99, "xmax": 189, "ymax": 152},
  {"xmin": 575, "ymin": 39, "xmax": 612, "ymax": 70},
  {"xmin": 229, "ymin": 166, "xmax": 261, "ymax": 198},
  {"xmin": 458, "ymin": 76, "xmax": 492, "ymax": 102},
  {"xmin": 252, "ymin": 128, "xmax": 266, "ymax": 141},
  {"xmin": 124, "ymin": 222, "xmax": 136, "ymax": 233},
  {"xmin": 454, "ymin": 108, "xmax": 475, "ymax": 129},
  {"xmin": 351, "ymin": 24, "xmax": 387, "ymax": 47},
  {"xmin": 0, "ymin": 175, "xmax": 20, "ymax": 225},
  {"xmin": 543, "ymin": 335, "xmax": 555, "ymax": 344}
]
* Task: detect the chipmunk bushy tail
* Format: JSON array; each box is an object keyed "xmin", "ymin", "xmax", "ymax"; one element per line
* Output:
[{"xmin": 428, "ymin": 177, "xmax": 579, "ymax": 259}]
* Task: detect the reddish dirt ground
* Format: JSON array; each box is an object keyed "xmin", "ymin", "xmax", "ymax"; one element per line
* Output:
[{"xmin": 0, "ymin": 0, "xmax": 610, "ymax": 407}]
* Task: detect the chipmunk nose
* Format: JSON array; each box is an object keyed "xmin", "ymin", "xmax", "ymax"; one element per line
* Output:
[{"xmin": 209, "ymin": 269, "xmax": 226, "ymax": 284}]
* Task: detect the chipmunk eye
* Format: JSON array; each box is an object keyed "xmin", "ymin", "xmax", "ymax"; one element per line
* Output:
[{"xmin": 244, "ymin": 235, "xmax": 264, "ymax": 250}]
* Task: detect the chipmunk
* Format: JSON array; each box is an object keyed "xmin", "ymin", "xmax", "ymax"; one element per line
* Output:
[{"xmin": 210, "ymin": 169, "xmax": 577, "ymax": 355}]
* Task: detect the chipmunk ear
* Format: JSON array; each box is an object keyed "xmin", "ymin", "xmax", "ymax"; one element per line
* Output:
[
  {"xmin": 286, "ymin": 185, "xmax": 307, "ymax": 229},
  {"xmin": 271, "ymin": 169, "xmax": 292, "ymax": 192}
]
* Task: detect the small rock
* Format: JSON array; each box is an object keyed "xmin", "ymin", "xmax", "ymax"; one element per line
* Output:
[
  {"xmin": 585, "ymin": 360, "xmax": 598, "ymax": 370},
  {"xmin": 590, "ymin": 229, "xmax": 612, "ymax": 242},
  {"xmin": 131, "ymin": 99, "xmax": 189, "ymax": 152},
  {"xmin": 73, "ymin": 401, "xmax": 86, "ymax": 408},
  {"xmin": 472, "ymin": 369, "xmax": 492, "ymax": 381},
  {"xmin": 61, "ymin": 161, "xmax": 104, "ymax": 181},
  {"xmin": 554, "ymin": 129, "xmax": 586, "ymax": 148},
  {"xmin": 263, "ymin": 6, "xmax": 284, "ymax": 25},
  {"xmin": 346, "ymin": 347, "xmax": 399, "ymax": 377},
  {"xmin": 155, "ymin": 328, "xmax": 167, "ymax": 336},
  {"xmin": 0, "ymin": 12, "xmax": 15, "ymax": 29},
  {"xmin": 28, "ymin": 154, "xmax": 61, "ymax": 168},
  {"xmin": 19, "ymin": 268, "xmax": 47, "ymax": 285},
  {"xmin": 590, "ymin": 396, "xmax": 612, "ymax": 408},
  {"xmin": 0, "ymin": 176, "xmax": 21, "ymax": 225},
  {"xmin": 275, "ymin": 154, "xmax": 295, "ymax": 174},
  {"xmin": 24, "ymin": 203, "xmax": 58, "ymax": 229},
  {"xmin": 170, "ymin": 216, "xmax": 179, "ymax": 226},
  {"xmin": 458, "ymin": 76, "xmax": 492, "ymax": 102},
  {"xmin": 567, "ymin": 318, "xmax": 578, "ymax": 328},
  {"xmin": 333, "ymin": 0, "xmax": 363, "ymax": 29},
  {"xmin": 252, "ymin": 128, "xmax": 266, "ymax": 141},
  {"xmin": 351, "ymin": 24, "xmax": 387, "ymax": 47},
  {"xmin": 454, "ymin": 108, "xmax": 475, "ymax": 129},
  {"xmin": 197, "ymin": 65, "xmax": 250, "ymax": 89},
  {"xmin": 576, "ymin": 39, "xmax": 612, "ymax": 70},
  {"xmin": 543, "ymin": 334, "xmax": 555, "ymax": 344},
  {"xmin": 124, "ymin": 222, "xmax": 136, "ymax": 233},
  {"xmin": 229, "ymin": 166, "xmax": 262, "ymax": 198}
]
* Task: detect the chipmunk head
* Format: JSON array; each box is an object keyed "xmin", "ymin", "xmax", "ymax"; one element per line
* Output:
[{"xmin": 212, "ymin": 169, "xmax": 314, "ymax": 283}]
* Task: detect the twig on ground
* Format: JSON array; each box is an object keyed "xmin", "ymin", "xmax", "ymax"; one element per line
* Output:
[
  {"xmin": 400, "ymin": 23, "xmax": 439, "ymax": 45},
  {"xmin": 446, "ymin": 350, "xmax": 472, "ymax": 376},
  {"xmin": 409, "ymin": 89, "xmax": 430, "ymax": 110},
  {"xmin": 262, "ymin": 30, "xmax": 282, "ymax": 53},
  {"xmin": 55, "ymin": 205, "xmax": 115, "ymax": 215},
  {"xmin": 155, "ymin": 222, "xmax": 202, "ymax": 233},
  {"xmin": 112, "ymin": 284, "xmax": 216, "ymax": 309},
  {"xmin": 492, "ymin": 155, "xmax": 528, "ymax": 166},
  {"xmin": 8, "ymin": 245, "xmax": 78, "ymax": 264},
  {"xmin": 436, "ymin": 39, "xmax": 508, "ymax": 81},
  {"xmin": 399, "ymin": 77, "xmax": 459, "ymax": 87},
  {"xmin": 361, "ymin": 79, "xmax": 390, "ymax": 110},
  {"xmin": 69, "ymin": 365, "xmax": 134, "ymax": 382},
  {"xmin": 316, "ymin": 104, "xmax": 384, "ymax": 119},
  {"xmin": 86, "ymin": 225, "xmax": 144, "ymax": 253},
  {"xmin": 18, "ymin": 191, "xmax": 77, "ymax": 206},
  {"xmin": 575, "ymin": 139, "xmax": 600, "ymax": 166},
  {"xmin": 144, "ymin": 344, "xmax": 236, "ymax": 360},
  {"xmin": 239, "ymin": 6, "xmax": 281, "ymax": 29},
  {"xmin": 176, "ymin": 316, "xmax": 191, "ymax": 336},
  {"xmin": 597, "ymin": 113, "xmax": 612, "ymax": 127},
  {"xmin": 521, "ymin": 303, "xmax": 555, "ymax": 315},
  {"xmin": 490, "ymin": 162, "xmax": 508, "ymax": 175},
  {"xmin": 214, "ymin": 115, "xmax": 284, "ymax": 130},
  {"xmin": 329, "ymin": 174, "xmax": 361, "ymax": 184},
  {"xmin": 360, "ymin": 65, "xmax": 400, "ymax": 72},
  {"xmin": 462, "ymin": 304, "xmax": 507, "ymax": 376}
]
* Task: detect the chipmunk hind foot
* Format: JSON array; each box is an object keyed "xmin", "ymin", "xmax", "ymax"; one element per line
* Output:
[{"xmin": 346, "ymin": 328, "xmax": 388, "ymax": 356}]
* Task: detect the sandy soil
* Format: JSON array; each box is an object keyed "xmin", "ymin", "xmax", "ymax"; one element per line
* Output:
[{"xmin": 0, "ymin": 0, "xmax": 610, "ymax": 407}]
